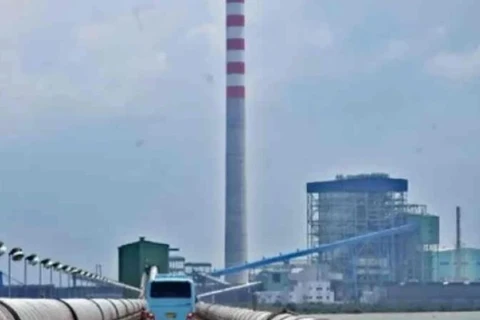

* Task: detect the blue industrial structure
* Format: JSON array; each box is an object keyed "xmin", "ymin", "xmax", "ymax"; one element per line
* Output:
[
  {"xmin": 305, "ymin": 173, "xmax": 439, "ymax": 300},
  {"xmin": 210, "ymin": 224, "xmax": 417, "ymax": 277},
  {"xmin": 306, "ymin": 175, "xmax": 408, "ymax": 194}
]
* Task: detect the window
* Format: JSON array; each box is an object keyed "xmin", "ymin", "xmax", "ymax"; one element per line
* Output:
[
  {"xmin": 150, "ymin": 281, "xmax": 192, "ymax": 298},
  {"xmin": 272, "ymin": 273, "xmax": 281, "ymax": 283}
]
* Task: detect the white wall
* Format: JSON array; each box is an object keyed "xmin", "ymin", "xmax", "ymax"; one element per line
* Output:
[
  {"xmin": 289, "ymin": 264, "xmax": 343, "ymax": 282},
  {"xmin": 293, "ymin": 280, "xmax": 335, "ymax": 304},
  {"xmin": 258, "ymin": 279, "xmax": 335, "ymax": 305},
  {"xmin": 256, "ymin": 291, "xmax": 287, "ymax": 304}
]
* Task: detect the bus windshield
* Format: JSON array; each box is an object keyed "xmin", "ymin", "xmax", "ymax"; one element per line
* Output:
[{"xmin": 150, "ymin": 281, "xmax": 192, "ymax": 299}]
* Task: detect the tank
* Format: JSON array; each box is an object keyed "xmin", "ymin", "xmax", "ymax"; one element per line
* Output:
[{"xmin": 118, "ymin": 237, "xmax": 169, "ymax": 295}]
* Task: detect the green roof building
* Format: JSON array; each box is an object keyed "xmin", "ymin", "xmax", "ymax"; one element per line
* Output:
[{"xmin": 118, "ymin": 236, "xmax": 170, "ymax": 290}]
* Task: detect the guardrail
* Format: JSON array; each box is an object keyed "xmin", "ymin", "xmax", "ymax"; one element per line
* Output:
[
  {"xmin": 0, "ymin": 298, "xmax": 146, "ymax": 320},
  {"xmin": 196, "ymin": 303, "xmax": 328, "ymax": 320}
]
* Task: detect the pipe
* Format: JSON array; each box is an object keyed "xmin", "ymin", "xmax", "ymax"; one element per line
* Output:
[
  {"xmin": 212, "ymin": 223, "xmax": 417, "ymax": 277},
  {"xmin": 0, "ymin": 298, "xmax": 146, "ymax": 320},
  {"xmin": 196, "ymin": 302, "xmax": 328, "ymax": 320}
]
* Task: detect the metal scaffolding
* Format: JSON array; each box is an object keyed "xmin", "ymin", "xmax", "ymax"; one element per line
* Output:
[{"xmin": 306, "ymin": 173, "xmax": 438, "ymax": 300}]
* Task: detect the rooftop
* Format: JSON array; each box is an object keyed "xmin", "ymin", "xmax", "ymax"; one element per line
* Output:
[
  {"xmin": 307, "ymin": 173, "xmax": 408, "ymax": 193},
  {"xmin": 118, "ymin": 236, "xmax": 170, "ymax": 249}
]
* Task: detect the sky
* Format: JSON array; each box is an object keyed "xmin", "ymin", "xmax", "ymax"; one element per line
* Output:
[{"xmin": 0, "ymin": 0, "xmax": 479, "ymax": 282}]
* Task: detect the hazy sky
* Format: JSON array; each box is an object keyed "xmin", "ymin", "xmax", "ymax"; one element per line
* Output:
[{"xmin": 0, "ymin": 0, "xmax": 479, "ymax": 282}]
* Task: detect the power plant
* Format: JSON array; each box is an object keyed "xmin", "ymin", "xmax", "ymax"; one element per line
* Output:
[
  {"xmin": 213, "ymin": 0, "xmax": 480, "ymax": 307},
  {"xmin": 306, "ymin": 173, "xmax": 439, "ymax": 300},
  {"xmin": 224, "ymin": 0, "xmax": 248, "ymax": 284}
]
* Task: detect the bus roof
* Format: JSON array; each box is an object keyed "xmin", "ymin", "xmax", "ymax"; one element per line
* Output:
[{"xmin": 152, "ymin": 273, "xmax": 193, "ymax": 283}]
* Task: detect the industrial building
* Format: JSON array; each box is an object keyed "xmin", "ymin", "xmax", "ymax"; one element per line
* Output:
[
  {"xmin": 168, "ymin": 257, "xmax": 214, "ymax": 278},
  {"xmin": 305, "ymin": 173, "xmax": 439, "ymax": 299},
  {"xmin": 194, "ymin": 173, "xmax": 447, "ymax": 304},
  {"xmin": 380, "ymin": 206, "xmax": 480, "ymax": 306},
  {"xmin": 118, "ymin": 236, "xmax": 169, "ymax": 290},
  {"xmin": 255, "ymin": 264, "xmax": 335, "ymax": 305},
  {"xmin": 432, "ymin": 248, "xmax": 480, "ymax": 282},
  {"xmin": 198, "ymin": 173, "xmax": 443, "ymax": 304},
  {"xmin": 114, "ymin": 173, "xmax": 480, "ymax": 305},
  {"xmin": 118, "ymin": 237, "xmax": 216, "ymax": 296},
  {"xmin": 185, "ymin": 262, "xmax": 212, "ymax": 275},
  {"xmin": 427, "ymin": 206, "xmax": 480, "ymax": 283},
  {"xmin": 169, "ymin": 255, "xmax": 186, "ymax": 274}
]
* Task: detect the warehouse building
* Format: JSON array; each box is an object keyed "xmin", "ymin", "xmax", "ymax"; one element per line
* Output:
[{"xmin": 118, "ymin": 236, "xmax": 169, "ymax": 291}]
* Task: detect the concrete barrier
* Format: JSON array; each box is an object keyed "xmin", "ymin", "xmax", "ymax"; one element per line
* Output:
[
  {"xmin": 0, "ymin": 298, "xmax": 146, "ymax": 320},
  {"xmin": 195, "ymin": 303, "xmax": 329, "ymax": 320}
]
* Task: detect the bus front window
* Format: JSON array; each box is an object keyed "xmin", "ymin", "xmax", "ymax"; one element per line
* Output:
[{"xmin": 150, "ymin": 281, "xmax": 192, "ymax": 298}]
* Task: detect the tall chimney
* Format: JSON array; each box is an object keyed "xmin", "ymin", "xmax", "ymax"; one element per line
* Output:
[
  {"xmin": 454, "ymin": 206, "xmax": 462, "ymax": 281},
  {"xmin": 224, "ymin": 0, "xmax": 248, "ymax": 284}
]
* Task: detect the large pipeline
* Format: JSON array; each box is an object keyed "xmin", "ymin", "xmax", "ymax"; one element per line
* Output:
[
  {"xmin": 0, "ymin": 298, "xmax": 146, "ymax": 320},
  {"xmin": 138, "ymin": 265, "xmax": 158, "ymax": 300},
  {"xmin": 195, "ymin": 303, "xmax": 329, "ymax": 320}
]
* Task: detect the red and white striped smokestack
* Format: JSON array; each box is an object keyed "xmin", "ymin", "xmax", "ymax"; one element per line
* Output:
[
  {"xmin": 224, "ymin": 0, "xmax": 247, "ymax": 284},
  {"xmin": 226, "ymin": 0, "xmax": 245, "ymax": 99}
]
